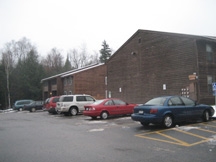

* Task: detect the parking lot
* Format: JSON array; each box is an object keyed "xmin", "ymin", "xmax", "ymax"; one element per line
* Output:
[{"xmin": 0, "ymin": 110, "xmax": 216, "ymax": 162}]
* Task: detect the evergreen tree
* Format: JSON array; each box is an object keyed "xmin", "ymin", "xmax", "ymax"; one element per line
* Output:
[
  {"xmin": 63, "ymin": 54, "xmax": 72, "ymax": 71},
  {"xmin": 11, "ymin": 49, "xmax": 45, "ymax": 100},
  {"xmin": 99, "ymin": 40, "xmax": 112, "ymax": 63}
]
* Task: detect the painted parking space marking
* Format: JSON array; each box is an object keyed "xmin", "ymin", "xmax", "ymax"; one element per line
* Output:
[{"xmin": 135, "ymin": 123, "xmax": 216, "ymax": 147}]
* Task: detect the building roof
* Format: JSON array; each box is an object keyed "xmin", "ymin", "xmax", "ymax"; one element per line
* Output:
[
  {"xmin": 107, "ymin": 29, "xmax": 216, "ymax": 63},
  {"xmin": 41, "ymin": 63, "xmax": 105, "ymax": 83}
]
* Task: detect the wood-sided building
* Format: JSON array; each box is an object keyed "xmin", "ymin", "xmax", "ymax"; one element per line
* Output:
[
  {"xmin": 107, "ymin": 29, "xmax": 216, "ymax": 104},
  {"xmin": 41, "ymin": 63, "xmax": 107, "ymax": 100}
]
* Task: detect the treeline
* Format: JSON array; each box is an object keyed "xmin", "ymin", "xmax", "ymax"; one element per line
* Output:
[{"xmin": 0, "ymin": 38, "xmax": 112, "ymax": 109}]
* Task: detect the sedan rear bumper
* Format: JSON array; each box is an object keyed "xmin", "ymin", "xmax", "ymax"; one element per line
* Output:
[
  {"xmin": 83, "ymin": 111, "xmax": 100, "ymax": 117},
  {"xmin": 131, "ymin": 113, "xmax": 163, "ymax": 124}
]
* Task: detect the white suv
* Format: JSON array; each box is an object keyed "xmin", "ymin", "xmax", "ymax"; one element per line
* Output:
[{"xmin": 56, "ymin": 94, "xmax": 96, "ymax": 115}]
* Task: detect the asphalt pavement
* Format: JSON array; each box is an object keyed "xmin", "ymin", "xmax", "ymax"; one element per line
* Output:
[{"xmin": 0, "ymin": 111, "xmax": 216, "ymax": 162}]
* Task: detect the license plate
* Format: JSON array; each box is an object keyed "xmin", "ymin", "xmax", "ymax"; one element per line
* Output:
[{"xmin": 139, "ymin": 110, "xmax": 143, "ymax": 114}]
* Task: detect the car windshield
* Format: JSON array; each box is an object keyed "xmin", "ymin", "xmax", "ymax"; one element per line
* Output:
[{"xmin": 145, "ymin": 97, "xmax": 167, "ymax": 106}]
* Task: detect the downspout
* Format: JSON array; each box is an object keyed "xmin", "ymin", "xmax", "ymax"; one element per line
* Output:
[{"xmin": 194, "ymin": 39, "xmax": 200, "ymax": 102}]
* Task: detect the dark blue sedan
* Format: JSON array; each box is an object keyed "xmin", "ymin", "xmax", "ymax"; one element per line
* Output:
[{"xmin": 131, "ymin": 96, "xmax": 215, "ymax": 128}]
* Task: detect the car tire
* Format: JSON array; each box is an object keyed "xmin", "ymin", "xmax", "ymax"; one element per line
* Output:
[
  {"xmin": 203, "ymin": 110, "xmax": 210, "ymax": 122},
  {"xmin": 70, "ymin": 107, "xmax": 78, "ymax": 116},
  {"xmin": 141, "ymin": 122, "xmax": 149, "ymax": 127},
  {"xmin": 163, "ymin": 115, "xmax": 173, "ymax": 128},
  {"xmin": 100, "ymin": 111, "xmax": 108, "ymax": 120},
  {"xmin": 30, "ymin": 107, "xmax": 36, "ymax": 112}
]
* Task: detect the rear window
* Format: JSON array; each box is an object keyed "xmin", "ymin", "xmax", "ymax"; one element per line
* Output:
[
  {"xmin": 92, "ymin": 100, "xmax": 104, "ymax": 105},
  {"xmin": 53, "ymin": 98, "xmax": 59, "ymax": 103},
  {"xmin": 145, "ymin": 97, "xmax": 166, "ymax": 106}
]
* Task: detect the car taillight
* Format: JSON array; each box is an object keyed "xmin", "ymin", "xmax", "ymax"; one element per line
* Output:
[
  {"xmin": 86, "ymin": 107, "xmax": 95, "ymax": 111},
  {"xmin": 150, "ymin": 108, "xmax": 158, "ymax": 114}
]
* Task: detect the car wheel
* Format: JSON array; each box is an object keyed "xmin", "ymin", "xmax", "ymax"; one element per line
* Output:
[
  {"xmin": 163, "ymin": 115, "xmax": 173, "ymax": 128},
  {"xmin": 70, "ymin": 107, "xmax": 78, "ymax": 116},
  {"xmin": 31, "ymin": 107, "xmax": 36, "ymax": 112},
  {"xmin": 100, "ymin": 111, "xmax": 108, "ymax": 120},
  {"xmin": 141, "ymin": 122, "xmax": 149, "ymax": 126},
  {"xmin": 203, "ymin": 110, "xmax": 210, "ymax": 122}
]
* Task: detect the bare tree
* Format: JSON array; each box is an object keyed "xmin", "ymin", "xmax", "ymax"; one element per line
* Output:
[
  {"xmin": 67, "ymin": 44, "xmax": 99, "ymax": 69},
  {"xmin": 86, "ymin": 51, "xmax": 99, "ymax": 66},
  {"xmin": 41, "ymin": 48, "xmax": 64, "ymax": 75},
  {"xmin": 67, "ymin": 49, "xmax": 79, "ymax": 69},
  {"xmin": 15, "ymin": 37, "xmax": 33, "ymax": 61},
  {"xmin": 79, "ymin": 44, "xmax": 88, "ymax": 67},
  {"xmin": 1, "ymin": 42, "xmax": 16, "ymax": 108}
]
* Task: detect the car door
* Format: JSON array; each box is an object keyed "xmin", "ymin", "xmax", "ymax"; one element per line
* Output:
[
  {"xmin": 112, "ymin": 99, "xmax": 128, "ymax": 115},
  {"xmin": 104, "ymin": 100, "xmax": 117, "ymax": 115},
  {"xmin": 180, "ymin": 96, "xmax": 200, "ymax": 119},
  {"xmin": 168, "ymin": 97, "xmax": 187, "ymax": 122}
]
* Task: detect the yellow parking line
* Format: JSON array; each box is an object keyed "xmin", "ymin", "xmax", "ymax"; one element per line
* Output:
[
  {"xmin": 135, "ymin": 133, "xmax": 188, "ymax": 146},
  {"xmin": 197, "ymin": 127, "xmax": 216, "ymax": 133},
  {"xmin": 188, "ymin": 139, "xmax": 210, "ymax": 146},
  {"xmin": 135, "ymin": 125, "xmax": 216, "ymax": 147},
  {"xmin": 200, "ymin": 123, "xmax": 216, "ymax": 128},
  {"xmin": 174, "ymin": 128, "xmax": 209, "ymax": 140},
  {"xmin": 157, "ymin": 132, "xmax": 190, "ymax": 146}
]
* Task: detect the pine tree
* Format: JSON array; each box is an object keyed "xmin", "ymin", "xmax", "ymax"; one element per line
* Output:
[
  {"xmin": 63, "ymin": 54, "xmax": 72, "ymax": 71},
  {"xmin": 99, "ymin": 40, "xmax": 112, "ymax": 63}
]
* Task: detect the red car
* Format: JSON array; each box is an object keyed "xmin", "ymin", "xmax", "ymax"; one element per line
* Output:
[
  {"xmin": 45, "ymin": 96, "xmax": 59, "ymax": 114},
  {"xmin": 83, "ymin": 98, "xmax": 137, "ymax": 119}
]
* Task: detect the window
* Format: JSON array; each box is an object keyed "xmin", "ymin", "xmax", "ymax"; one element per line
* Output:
[
  {"xmin": 145, "ymin": 97, "xmax": 166, "ymax": 106},
  {"xmin": 169, "ymin": 97, "xmax": 184, "ymax": 106},
  {"xmin": 76, "ymin": 96, "xmax": 86, "ymax": 102},
  {"xmin": 206, "ymin": 44, "xmax": 213, "ymax": 52},
  {"xmin": 113, "ymin": 99, "xmax": 126, "ymax": 105},
  {"xmin": 85, "ymin": 96, "xmax": 95, "ymax": 101},
  {"xmin": 64, "ymin": 78, "xmax": 67, "ymax": 85},
  {"xmin": 63, "ymin": 96, "xmax": 73, "ymax": 102},
  {"xmin": 180, "ymin": 97, "xmax": 195, "ymax": 106},
  {"xmin": 67, "ymin": 76, "xmax": 72, "ymax": 85},
  {"xmin": 105, "ymin": 100, "xmax": 114, "ymax": 105},
  {"xmin": 138, "ymin": 38, "xmax": 141, "ymax": 43},
  {"xmin": 207, "ymin": 75, "xmax": 213, "ymax": 93},
  {"xmin": 53, "ymin": 98, "xmax": 59, "ymax": 103},
  {"xmin": 51, "ymin": 79, "xmax": 57, "ymax": 85},
  {"xmin": 105, "ymin": 76, "xmax": 107, "ymax": 85},
  {"xmin": 43, "ymin": 81, "xmax": 48, "ymax": 86},
  {"xmin": 206, "ymin": 44, "xmax": 213, "ymax": 62},
  {"xmin": 69, "ymin": 76, "xmax": 72, "ymax": 85}
]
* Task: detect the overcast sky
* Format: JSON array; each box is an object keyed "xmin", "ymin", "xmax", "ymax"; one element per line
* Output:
[{"xmin": 0, "ymin": 0, "xmax": 216, "ymax": 58}]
